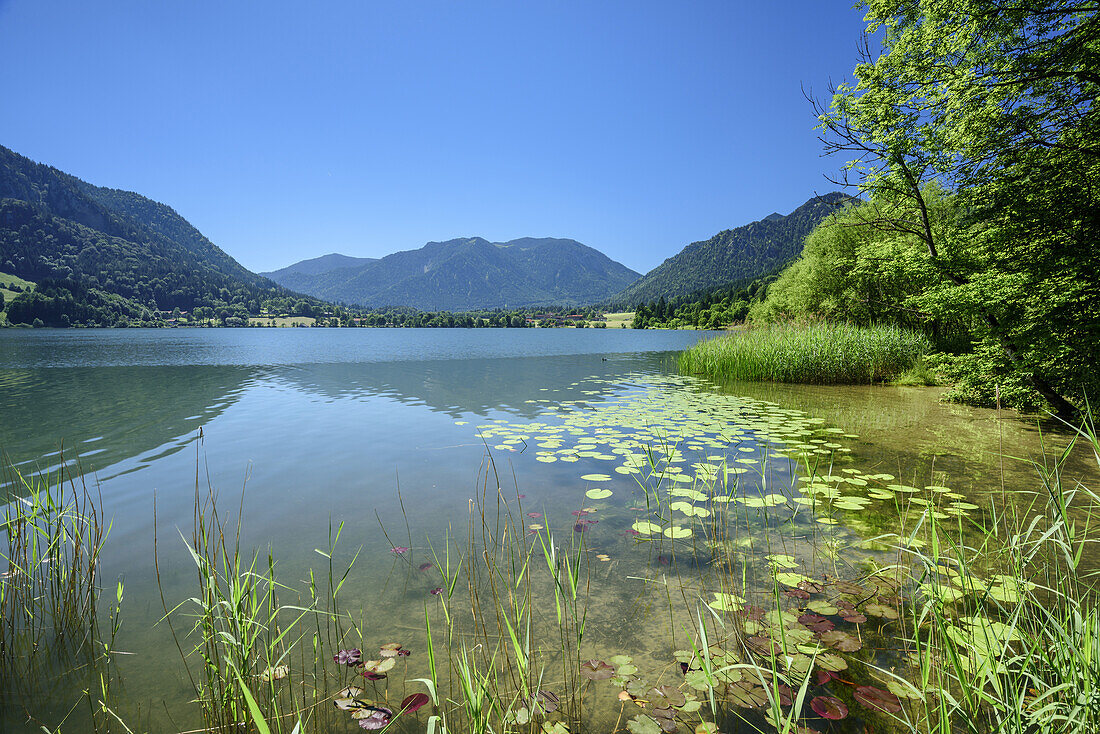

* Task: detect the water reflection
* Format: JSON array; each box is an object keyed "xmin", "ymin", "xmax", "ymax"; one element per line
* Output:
[
  {"xmin": 264, "ymin": 353, "xmax": 672, "ymax": 418},
  {"xmin": 0, "ymin": 365, "xmax": 255, "ymax": 496}
]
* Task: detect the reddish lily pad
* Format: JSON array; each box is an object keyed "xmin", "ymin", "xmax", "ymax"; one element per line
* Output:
[
  {"xmin": 580, "ymin": 659, "xmax": 615, "ymax": 680},
  {"xmin": 854, "ymin": 685, "xmax": 903, "ymax": 713},
  {"xmin": 810, "ymin": 695, "xmax": 848, "ymax": 720},
  {"xmin": 535, "ymin": 690, "xmax": 560, "ymax": 713},
  {"xmin": 400, "ymin": 693, "xmax": 431, "ymax": 713},
  {"xmin": 798, "ymin": 612, "xmax": 834, "ymax": 634}
]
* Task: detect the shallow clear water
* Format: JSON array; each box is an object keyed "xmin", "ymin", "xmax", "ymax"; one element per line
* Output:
[{"xmin": 0, "ymin": 328, "xmax": 1094, "ymax": 733}]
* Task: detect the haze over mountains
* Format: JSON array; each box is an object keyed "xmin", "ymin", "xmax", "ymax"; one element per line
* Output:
[{"xmin": 262, "ymin": 237, "xmax": 641, "ymax": 310}]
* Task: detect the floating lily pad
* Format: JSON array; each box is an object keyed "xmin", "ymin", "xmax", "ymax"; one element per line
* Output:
[
  {"xmin": 819, "ymin": 630, "xmax": 862, "ymax": 652},
  {"xmin": 767, "ymin": 554, "xmax": 799, "ymax": 569},
  {"xmin": 585, "ymin": 488, "xmax": 613, "ymax": 499},
  {"xmin": 806, "ymin": 600, "xmax": 839, "ymax": 616},
  {"xmin": 854, "ymin": 685, "xmax": 902, "ymax": 713},
  {"xmin": 885, "ymin": 678, "xmax": 924, "ymax": 701},
  {"xmin": 810, "ymin": 695, "xmax": 848, "ymax": 720},
  {"xmin": 863, "ymin": 602, "xmax": 899, "ymax": 620},
  {"xmin": 648, "ymin": 685, "xmax": 687, "ymax": 707},
  {"xmin": 632, "ymin": 521, "xmax": 662, "ymax": 535},
  {"xmin": 258, "ymin": 664, "xmax": 288, "ymax": 682},
  {"xmin": 627, "ymin": 715, "xmax": 660, "ymax": 734},
  {"xmin": 775, "ymin": 572, "xmax": 813, "ymax": 587},
  {"xmin": 580, "ymin": 659, "xmax": 615, "ymax": 680},
  {"xmin": 815, "ymin": 652, "xmax": 848, "ymax": 671},
  {"xmin": 362, "ymin": 657, "xmax": 395, "ymax": 674},
  {"xmin": 727, "ymin": 681, "xmax": 768, "ymax": 708},
  {"xmin": 400, "ymin": 692, "xmax": 431, "ymax": 713},
  {"xmin": 535, "ymin": 689, "xmax": 560, "ymax": 713},
  {"xmin": 664, "ymin": 526, "xmax": 693, "ymax": 539},
  {"xmin": 581, "ymin": 473, "xmax": 612, "ymax": 482}
]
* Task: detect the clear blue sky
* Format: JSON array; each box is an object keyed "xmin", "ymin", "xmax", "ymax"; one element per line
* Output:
[{"xmin": 0, "ymin": 1, "xmax": 870, "ymax": 275}]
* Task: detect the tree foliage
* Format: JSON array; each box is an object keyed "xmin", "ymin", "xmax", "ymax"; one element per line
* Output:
[{"xmin": 806, "ymin": 0, "xmax": 1100, "ymax": 416}]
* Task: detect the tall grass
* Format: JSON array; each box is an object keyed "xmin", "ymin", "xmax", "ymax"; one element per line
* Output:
[
  {"xmin": 1, "ymin": 457, "xmax": 120, "ymax": 731},
  {"xmin": 679, "ymin": 321, "xmax": 932, "ymax": 384},
  {"xmin": 893, "ymin": 410, "xmax": 1100, "ymax": 733},
  {"xmin": 155, "ymin": 449, "xmax": 356, "ymax": 734}
]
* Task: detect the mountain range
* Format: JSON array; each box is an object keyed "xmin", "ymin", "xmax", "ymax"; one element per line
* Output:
[
  {"xmin": 1, "ymin": 143, "xmax": 852, "ymax": 322},
  {"xmin": 261, "ymin": 237, "xmax": 641, "ymax": 311}
]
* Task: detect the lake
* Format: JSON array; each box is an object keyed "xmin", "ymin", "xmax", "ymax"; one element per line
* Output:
[{"xmin": 0, "ymin": 328, "xmax": 1094, "ymax": 733}]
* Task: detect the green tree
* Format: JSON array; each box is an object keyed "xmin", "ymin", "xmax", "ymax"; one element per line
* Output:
[{"xmin": 817, "ymin": 0, "xmax": 1100, "ymax": 417}]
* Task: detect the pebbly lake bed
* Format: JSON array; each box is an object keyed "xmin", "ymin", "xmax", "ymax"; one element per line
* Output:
[{"xmin": 1, "ymin": 328, "xmax": 1096, "ymax": 734}]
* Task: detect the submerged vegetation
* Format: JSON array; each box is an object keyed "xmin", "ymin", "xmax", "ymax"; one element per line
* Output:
[
  {"xmin": 677, "ymin": 322, "xmax": 931, "ymax": 384},
  {"xmin": 5, "ymin": 373, "xmax": 1096, "ymax": 734}
]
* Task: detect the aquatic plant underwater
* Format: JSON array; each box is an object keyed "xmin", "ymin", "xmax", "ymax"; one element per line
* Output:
[{"xmin": 4, "ymin": 376, "xmax": 1099, "ymax": 733}]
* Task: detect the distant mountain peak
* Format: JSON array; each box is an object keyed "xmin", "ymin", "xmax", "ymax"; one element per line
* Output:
[
  {"xmin": 763, "ymin": 212, "xmax": 784, "ymax": 222},
  {"xmin": 265, "ymin": 236, "xmax": 641, "ymax": 310}
]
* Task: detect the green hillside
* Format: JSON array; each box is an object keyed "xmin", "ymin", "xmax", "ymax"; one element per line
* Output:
[
  {"xmin": 608, "ymin": 193, "xmax": 853, "ymax": 307},
  {"xmin": 0, "ymin": 145, "xmax": 320, "ymax": 326}
]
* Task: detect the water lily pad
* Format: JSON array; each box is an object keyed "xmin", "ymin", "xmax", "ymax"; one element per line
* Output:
[
  {"xmin": 362, "ymin": 657, "xmax": 395, "ymax": 674},
  {"xmin": 810, "ymin": 695, "xmax": 848, "ymax": 720},
  {"xmin": 775, "ymin": 572, "xmax": 813, "ymax": 587},
  {"xmin": 334, "ymin": 687, "xmax": 369, "ymax": 710},
  {"xmin": 535, "ymin": 689, "xmax": 560, "ymax": 713},
  {"xmin": 863, "ymin": 602, "xmax": 899, "ymax": 620},
  {"xmin": 819, "ymin": 630, "xmax": 861, "ymax": 652},
  {"xmin": 632, "ymin": 521, "xmax": 662, "ymax": 535},
  {"xmin": 854, "ymin": 685, "xmax": 902, "ymax": 713},
  {"xmin": 580, "ymin": 659, "xmax": 615, "ymax": 680},
  {"xmin": 627, "ymin": 715, "xmax": 660, "ymax": 734},
  {"xmin": 885, "ymin": 678, "xmax": 924, "ymax": 701},
  {"xmin": 400, "ymin": 692, "xmax": 431, "ymax": 713},
  {"xmin": 585, "ymin": 488, "xmax": 613, "ymax": 499},
  {"xmin": 664, "ymin": 526, "xmax": 693, "ymax": 539},
  {"xmin": 649, "ymin": 685, "xmax": 687, "ymax": 707},
  {"xmin": 727, "ymin": 681, "xmax": 768, "ymax": 708},
  {"xmin": 708, "ymin": 592, "xmax": 746, "ymax": 611},
  {"xmin": 806, "ymin": 600, "xmax": 838, "ymax": 616},
  {"xmin": 767, "ymin": 554, "xmax": 799, "ymax": 569},
  {"xmin": 815, "ymin": 652, "xmax": 848, "ymax": 671},
  {"xmin": 581, "ymin": 473, "xmax": 612, "ymax": 482},
  {"xmin": 798, "ymin": 612, "xmax": 834, "ymax": 633}
]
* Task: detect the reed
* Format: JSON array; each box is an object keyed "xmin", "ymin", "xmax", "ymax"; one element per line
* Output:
[
  {"xmin": 1, "ymin": 456, "xmax": 119, "ymax": 731},
  {"xmin": 890, "ymin": 410, "xmax": 1100, "ymax": 733},
  {"xmin": 154, "ymin": 447, "xmax": 358, "ymax": 734},
  {"xmin": 679, "ymin": 321, "xmax": 931, "ymax": 384}
]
